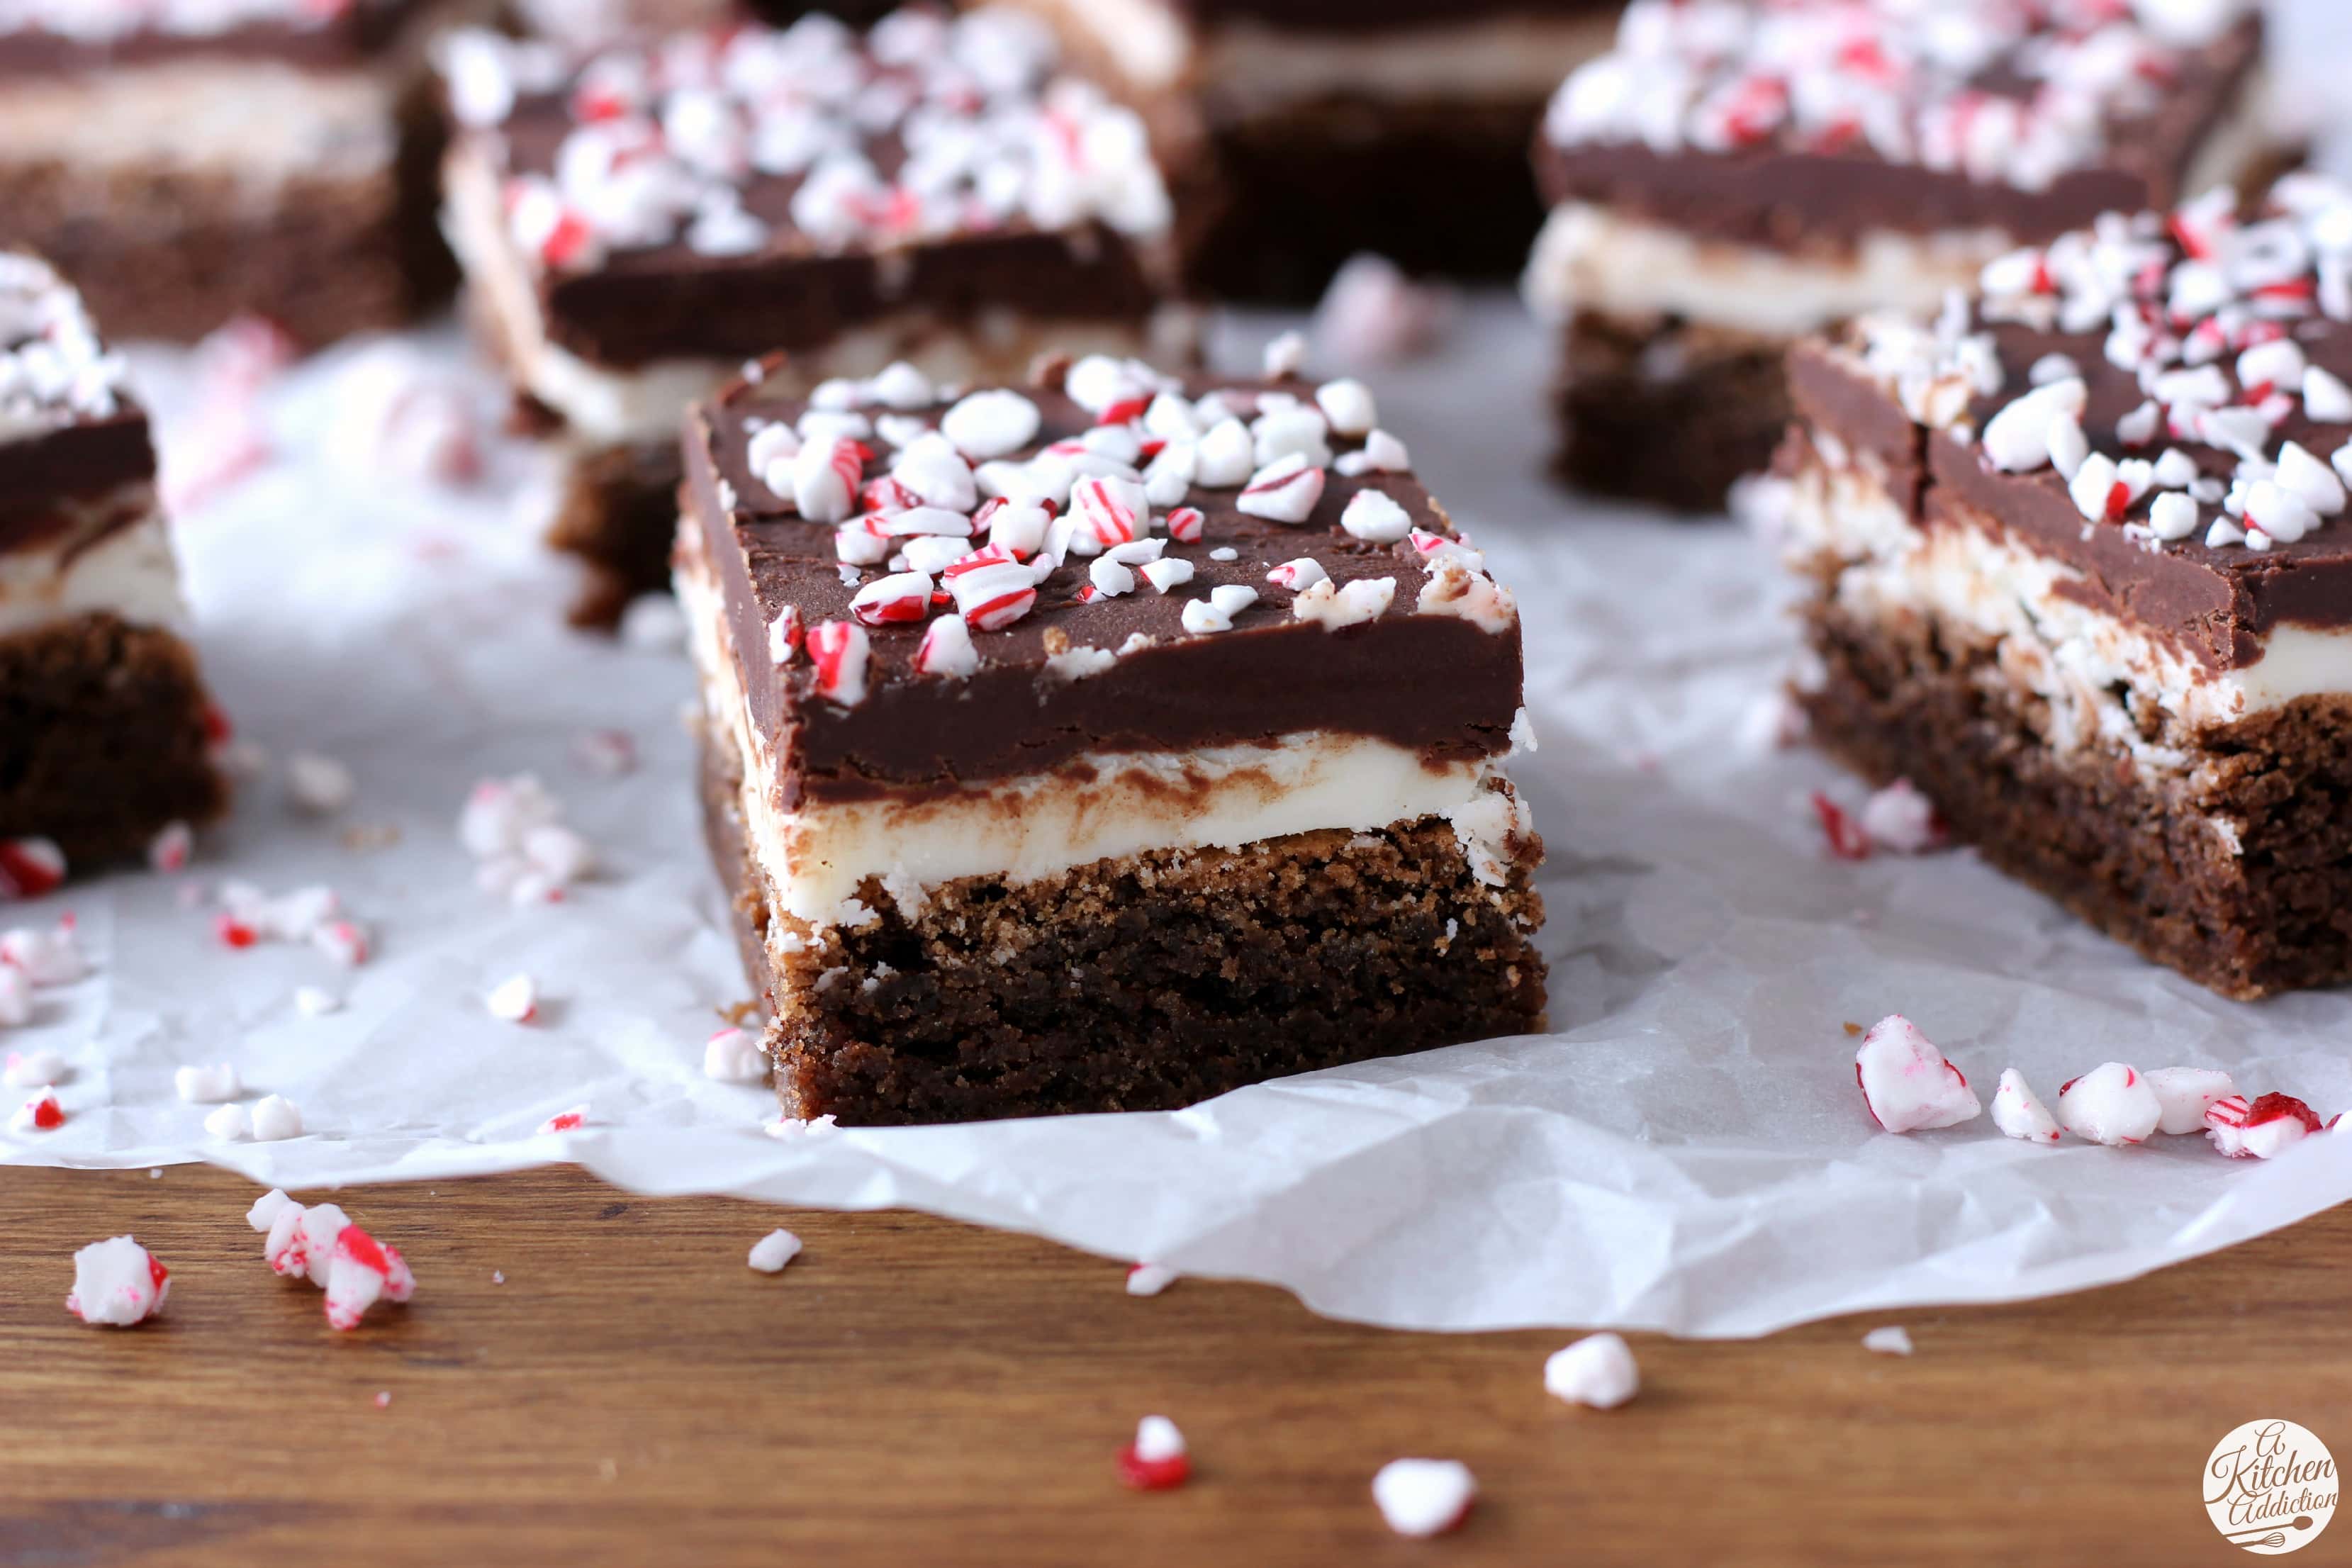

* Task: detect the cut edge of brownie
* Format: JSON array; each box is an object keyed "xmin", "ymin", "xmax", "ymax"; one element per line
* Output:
[
  {"xmin": 695, "ymin": 717, "xmax": 1547, "ymax": 1126},
  {"xmin": 1550, "ymin": 310, "xmax": 1792, "ymax": 514}
]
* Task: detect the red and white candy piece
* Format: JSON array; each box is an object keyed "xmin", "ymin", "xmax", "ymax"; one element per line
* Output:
[
  {"xmin": 2054, "ymin": 1063, "xmax": 2161, "ymax": 1147},
  {"xmin": 1990, "ymin": 1069, "xmax": 2061, "ymax": 1143},
  {"xmin": 912, "ymin": 614, "xmax": 980, "ymax": 681},
  {"xmin": 323, "ymin": 1224, "xmax": 415, "ymax": 1331},
  {"xmin": 947, "ymin": 564, "xmax": 1037, "ymax": 633},
  {"xmin": 1810, "ymin": 792, "xmax": 1871, "ymax": 861},
  {"xmin": 1164, "ymin": 506, "xmax": 1204, "ymax": 544},
  {"xmin": 12, "ymin": 1088, "xmax": 64, "ymax": 1131},
  {"xmin": 314, "ymin": 919, "xmax": 369, "ymax": 969},
  {"xmin": 148, "ymin": 821, "xmax": 193, "ymax": 873},
  {"xmin": 0, "ymin": 970, "xmax": 26, "ymax": 1028},
  {"xmin": 748, "ymin": 1228, "xmax": 802, "ymax": 1274},
  {"xmin": 1139, "ymin": 558, "xmax": 1194, "ymax": 594},
  {"xmin": 703, "ymin": 1027, "xmax": 766, "ymax": 1083},
  {"xmin": 1236, "ymin": 454, "xmax": 1325, "ymax": 524},
  {"xmin": 1853, "ymin": 1014, "xmax": 1981, "ymax": 1133},
  {"xmin": 2145, "ymin": 1066, "xmax": 2239, "ymax": 1135},
  {"xmin": 0, "ymin": 838, "xmax": 65, "ymax": 900},
  {"xmin": 1266, "ymin": 559, "xmax": 1330, "ymax": 592},
  {"xmin": 1118, "ymin": 1416, "xmax": 1189, "ymax": 1491},
  {"xmin": 806, "ymin": 620, "xmax": 873, "ymax": 705},
  {"xmin": 1071, "ymin": 474, "xmax": 1146, "ymax": 546},
  {"xmin": 1542, "ymin": 1332, "xmax": 1639, "ymax": 1409},
  {"xmin": 791, "ymin": 437, "xmax": 867, "ymax": 525},
  {"xmin": 2207, "ymin": 1092, "xmax": 2323, "ymax": 1159},
  {"xmin": 849, "ymin": 571, "xmax": 935, "ymax": 626},
  {"xmin": 538, "ymin": 1106, "xmax": 588, "ymax": 1134},
  {"xmin": 1858, "ymin": 778, "xmax": 1944, "ymax": 854},
  {"xmin": 65, "ymin": 1236, "xmax": 168, "ymax": 1327},
  {"xmin": 1372, "ymin": 1458, "xmax": 1476, "ymax": 1538}
]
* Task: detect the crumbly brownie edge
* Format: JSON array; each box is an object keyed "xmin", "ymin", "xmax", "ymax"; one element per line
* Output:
[
  {"xmin": 551, "ymin": 436, "xmax": 683, "ymax": 627},
  {"xmin": 1550, "ymin": 311, "xmax": 1791, "ymax": 514},
  {"xmin": 1798, "ymin": 593, "xmax": 2352, "ymax": 1000},
  {"xmin": 0, "ymin": 611, "xmax": 227, "ymax": 866},
  {"xmin": 694, "ymin": 726, "xmax": 1547, "ymax": 1126}
]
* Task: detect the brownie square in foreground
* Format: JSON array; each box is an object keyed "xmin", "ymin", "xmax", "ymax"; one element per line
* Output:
[
  {"xmin": 0, "ymin": 0, "xmax": 460, "ymax": 347},
  {"xmin": 0, "ymin": 255, "xmax": 225, "ymax": 871},
  {"xmin": 1525, "ymin": 0, "xmax": 2287, "ymax": 513},
  {"xmin": 438, "ymin": 7, "xmax": 1182, "ymax": 623},
  {"xmin": 681, "ymin": 353, "xmax": 1547, "ymax": 1124},
  {"xmin": 1776, "ymin": 176, "xmax": 2352, "ymax": 999}
]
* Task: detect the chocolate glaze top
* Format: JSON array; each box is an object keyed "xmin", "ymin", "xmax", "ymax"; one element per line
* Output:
[
  {"xmin": 685, "ymin": 353, "xmax": 1526, "ymax": 804},
  {"xmin": 441, "ymin": 9, "xmax": 1176, "ymax": 369},
  {"xmin": 1536, "ymin": 0, "xmax": 2262, "ymax": 252},
  {"xmin": 0, "ymin": 0, "xmax": 416, "ymax": 74},
  {"xmin": 1177, "ymin": 0, "xmax": 1618, "ymax": 26},
  {"xmin": 1792, "ymin": 176, "xmax": 2352, "ymax": 672},
  {"xmin": 0, "ymin": 253, "xmax": 152, "ymax": 540}
]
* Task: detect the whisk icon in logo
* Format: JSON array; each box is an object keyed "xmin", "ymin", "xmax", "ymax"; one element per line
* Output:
[{"xmin": 2205, "ymin": 1421, "xmax": 2338, "ymax": 1555}]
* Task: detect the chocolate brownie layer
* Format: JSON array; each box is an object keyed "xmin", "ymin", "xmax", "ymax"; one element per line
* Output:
[
  {"xmin": 0, "ymin": 613, "xmax": 226, "ymax": 866},
  {"xmin": 549, "ymin": 437, "xmax": 684, "ymax": 627},
  {"xmin": 700, "ymin": 725, "xmax": 1546, "ymax": 1124},
  {"xmin": 1801, "ymin": 595, "xmax": 2352, "ymax": 1001},
  {"xmin": 1552, "ymin": 312, "xmax": 1787, "ymax": 513}
]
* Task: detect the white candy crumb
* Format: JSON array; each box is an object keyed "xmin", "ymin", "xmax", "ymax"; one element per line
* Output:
[
  {"xmin": 486, "ymin": 973, "xmax": 539, "ymax": 1024},
  {"xmin": 294, "ymin": 986, "xmax": 341, "ymax": 1017},
  {"xmin": 1990, "ymin": 1068, "xmax": 2061, "ymax": 1143},
  {"xmin": 65, "ymin": 1236, "xmax": 167, "ymax": 1326},
  {"xmin": 1854, "ymin": 1015, "xmax": 1981, "ymax": 1133},
  {"xmin": 1859, "ymin": 779, "xmax": 1940, "ymax": 853},
  {"xmin": 247, "ymin": 1187, "xmax": 296, "ymax": 1232},
  {"xmin": 205, "ymin": 1103, "xmax": 251, "ymax": 1141},
  {"xmin": 1262, "ymin": 330, "xmax": 1306, "ymax": 379},
  {"xmin": 2054, "ymin": 1063, "xmax": 2161, "ymax": 1147},
  {"xmin": 748, "ymin": 1228, "xmax": 802, "ymax": 1273},
  {"xmin": 1863, "ymin": 1326, "xmax": 1914, "ymax": 1355},
  {"xmin": 1372, "ymin": 1459, "xmax": 1477, "ymax": 1538},
  {"xmin": 173, "ymin": 1063, "xmax": 241, "ymax": 1104},
  {"xmin": 1313, "ymin": 254, "xmax": 1453, "ymax": 365},
  {"xmin": 765, "ymin": 1113, "xmax": 841, "ymax": 1140},
  {"xmin": 1132, "ymin": 1414, "xmax": 1186, "ymax": 1464},
  {"xmin": 249, "ymin": 1094, "xmax": 303, "ymax": 1142},
  {"xmin": 702, "ymin": 1027, "xmax": 766, "ymax": 1083},
  {"xmin": 1543, "ymin": 1333, "xmax": 1640, "ymax": 1409},
  {"xmin": 1126, "ymin": 1262, "xmax": 1178, "ymax": 1297},
  {"xmin": 617, "ymin": 594, "xmax": 687, "ymax": 651},
  {"xmin": 1, "ymin": 923, "xmax": 85, "ymax": 985},
  {"xmin": 2146, "ymin": 1066, "xmax": 2238, "ymax": 1135},
  {"xmin": 3, "ymin": 1048, "xmax": 63, "ymax": 1087},
  {"xmin": 286, "ymin": 753, "xmax": 355, "ymax": 814}
]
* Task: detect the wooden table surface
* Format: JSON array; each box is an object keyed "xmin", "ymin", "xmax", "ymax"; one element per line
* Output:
[{"xmin": 1, "ymin": 1163, "xmax": 2343, "ymax": 1566}]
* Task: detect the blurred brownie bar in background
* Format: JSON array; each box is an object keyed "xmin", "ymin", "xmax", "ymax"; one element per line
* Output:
[
  {"xmin": 0, "ymin": 0, "xmax": 468, "ymax": 347},
  {"xmin": 513, "ymin": 0, "xmax": 899, "ymax": 47},
  {"xmin": 0, "ymin": 254, "xmax": 225, "ymax": 873},
  {"xmin": 1007, "ymin": 0, "xmax": 1625, "ymax": 301},
  {"xmin": 436, "ymin": 6, "xmax": 1183, "ymax": 624},
  {"xmin": 682, "ymin": 352, "xmax": 1546, "ymax": 1122},
  {"xmin": 1527, "ymin": 0, "xmax": 2289, "ymax": 514},
  {"xmin": 1779, "ymin": 174, "xmax": 2352, "ymax": 998}
]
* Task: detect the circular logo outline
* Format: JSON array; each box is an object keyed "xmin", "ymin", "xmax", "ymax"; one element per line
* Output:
[{"xmin": 2205, "ymin": 1419, "xmax": 2338, "ymax": 1555}]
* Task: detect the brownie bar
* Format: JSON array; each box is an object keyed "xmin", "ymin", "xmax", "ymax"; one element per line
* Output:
[
  {"xmin": 1012, "ymin": 0, "xmax": 1620, "ymax": 301},
  {"xmin": 1775, "ymin": 175, "xmax": 2352, "ymax": 997},
  {"xmin": 0, "ymin": 2, "xmax": 459, "ymax": 346},
  {"xmin": 0, "ymin": 254, "xmax": 226, "ymax": 870},
  {"xmin": 1528, "ymin": 0, "xmax": 2285, "ymax": 513},
  {"xmin": 681, "ymin": 352, "xmax": 1546, "ymax": 1123},
  {"xmin": 439, "ymin": 9, "xmax": 1182, "ymax": 622}
]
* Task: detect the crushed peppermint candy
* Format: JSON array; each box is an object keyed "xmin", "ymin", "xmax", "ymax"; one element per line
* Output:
[
  {"xmin": 486, "ymin": 973, "xmax": 540, "ymax": 1024},
  {"xmin": 250, "ymin": 1094, "xmax": 304, "ymax": 1142},
  {"xmin": 461, "ymin": 775, "xmax": 598, "ymax": 905},
  {"xmin": 1990, "ymin": 1069, "xmax": 2062, "ymax": 1143},
  {"xmin": 1543, "ymin": 1333, "xmax": 1640, "ymax": 1409},
  {"xmin": 1119, "ymin": 1415, "xmax": 1189, "ymax": 1491},
  {"xmin": 2207, "ymin": 1092, "xmax": 2323, "ymax": 1159},
  {"xmin": 1372, "ymin": 1459, "xmax": 1477, "ymax": 1539},
  {"xmin": 704, "ymin": 1027, "xmax": 768, "ymax": 1083},
  {"xmin": 748, "ymin": 1228, "xmax": 803, "ymax": 1274},
  {"xmin": 1854, "ymin": 1014, "xmax": 1981, "ymax": 1133},
  {"xmin": 1125, "ymin": 1262, "xmax": 1177, "ymax": 1297},
  {"xmin": 65, "ymin": 1236, "xmax": 167, "ymax": 1328},
  {"xmin": 2054, "ymin": 1063, "xmax": 2160, "ymax": 1147}
]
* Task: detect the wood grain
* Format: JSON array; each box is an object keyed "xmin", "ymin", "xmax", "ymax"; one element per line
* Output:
[{"xmin": 0, "ymin": 1163, "xmax": 2342, "ymax": 1566}]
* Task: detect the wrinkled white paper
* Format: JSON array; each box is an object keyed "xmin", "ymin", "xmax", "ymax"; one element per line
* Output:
[{"xmin": 4, "ymin": 294, "xmax": 2351, "ymax": 1340}]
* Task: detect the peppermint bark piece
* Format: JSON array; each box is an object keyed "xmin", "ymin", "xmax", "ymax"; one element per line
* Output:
[
  {"xmin": 1526, "ymin": 0, "xmax": 2289, "ymax": 513},
  {"xmin": 437, "ymin": 7, "xmax": 1183, "ymax": 624},
  {"xmin": 681, "ymin": 353, "xmax": 1546, "ymax": 1124},
  {"xmin": 1007, "ymin": 0, "xmax": 1623, "ymax": 301},
  {"xmin": 0, "ymin": 0, "xmax": 464, "ymax": 346},
  {"xmin": 1778, "ymin": 175, "xmax": 2352, "ymax": 999},
  {"xmin": 0, "ymin": 255, "xmax": 227, "ymax": 867}
]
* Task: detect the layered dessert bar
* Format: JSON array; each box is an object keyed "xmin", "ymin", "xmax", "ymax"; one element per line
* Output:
[
  {"xmin": 681, "ymin": 352, "xmax": 1547, "ymax": 1123},
  {"xmin": 1779, "ymin": 175, "xmax": 2352, "ymax": 999},
  {"xmin": 1528, "ymin": 0, "xmax": 2285, "ymax": 513},
  {"xmin": 515, "ymin": 1, "xmax": 898, "ymax": 48},
  {"xmin": 0, "ymin": 0, "xmax": 464, "ymax": 347},
  {"xmin": 1010, "ymin": 0, "xmax": 1625, "ymax": 301},
  {"xmin": 0, "ymin": 255, "xmax": 225, "ymax": 868},
  {"xmin": 437, "ymin": 8, "xmax": 1182, "ymax": 624}
]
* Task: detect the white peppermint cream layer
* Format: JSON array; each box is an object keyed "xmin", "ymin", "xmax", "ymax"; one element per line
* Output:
[
  {"xmin": 681, "ymin": 527, "xmax": 1519, "ymax": 937},
  {"xmin": 1523, "ymin": 77, "xmax": 2280, "ymax": 340},
  {"xmin": 1027, "ymin": 0, "xmax": 1613, "ymax": 108},
  {"xmin": 445, "ymin": 140, "xmax": 1166, "ymax": 447},
  {"xmin": 1783, "ymin": 436, "xmax": 2352, "ymax": 756},
  {"xmin": 0, "ymin": 483, "xmax": 189, "ymax": 639}
]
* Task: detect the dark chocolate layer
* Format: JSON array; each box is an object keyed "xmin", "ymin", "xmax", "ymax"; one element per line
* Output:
[
  {"xmin": 0, "ymin": 1, "xmax": 418, "ymax": 75},
  {"xmin": 1182, "ymin": 0, "xmax": 1616, "ymax": 26},
  {"xmin": 687, "ymin": 370, "xmax": 1525, "ymax": 804},
  {"xmin": 1536, "ymin": 18, "xmax": 2261, "ymax": 254},
  {"xmin": 0, "ymin": 415, "xmax": 155, "ymax": 544}
]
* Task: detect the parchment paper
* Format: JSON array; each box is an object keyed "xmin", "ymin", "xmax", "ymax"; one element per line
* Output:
[{"xmin": 6, "ymin": 262, "xmax": 2352, "ymax": 1342}]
